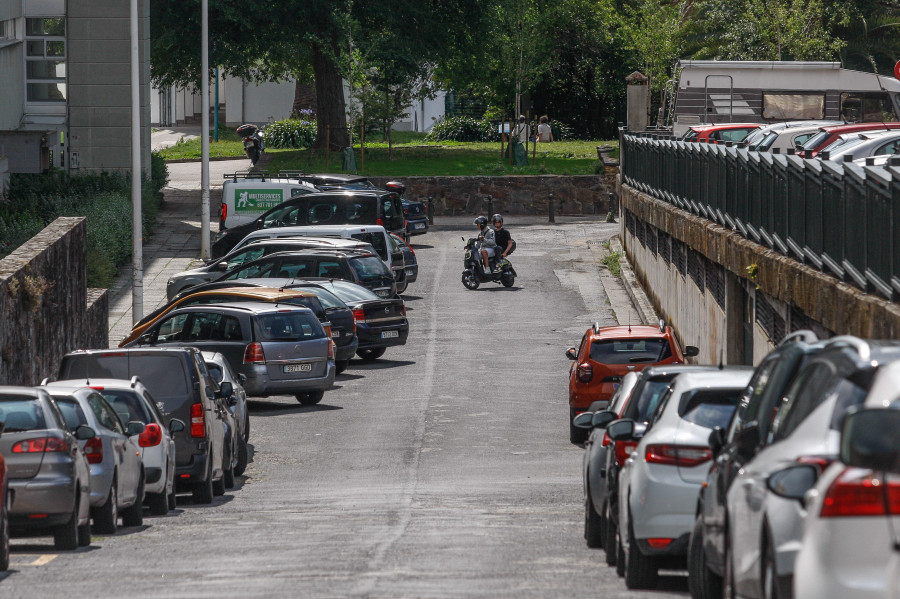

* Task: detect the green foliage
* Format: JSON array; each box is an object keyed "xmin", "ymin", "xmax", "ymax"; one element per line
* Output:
[
  {"xmin": 602, "ymin": 251, "xmax": 622, "ymax": 278},
  {"xmin": 551, "ymin": 121, "xmax": 575, "ymax": 141},
  {"xmin": 264, "ymin": 118, "xmax": 317, "ymax": 149},
  {"xmin": 426, "ymin": 117, "xmax": 499, "ymax": 142}
]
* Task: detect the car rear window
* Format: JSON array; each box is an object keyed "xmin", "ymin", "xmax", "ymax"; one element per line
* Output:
[
  {"xmin": 349, "ymin": 256, "xmax": 390, "ymax": 280},
  {"xmin": 590, "ymin": 338, "xmax": 672, "ymax": 365},
  {"xmin": 296, "ymin": 286, "xmax": 345, "ymax": 309},
  {"xmin": 284, "ymin": 296, "xmax": 326, "ymax": 319},
  {"xmin": 623, "ymin": 378, "xmax": 673, "ymax": 421},
  {"xmin": 351, "ymin": 232, "xmax": 387, "ymax": 260},
  {"xmin": 801, "ymin": 130, "xmax": 830, "ymax": 151},
  {"xmin": 678, "ymin": 388, "xmax": 744, "ymax": 429},
  {"xmin": 329, "ymin": 282, "xmax": 379, "ymax": 302},
  {"xmin": 99, "ymin": 389, "xmax": 151, "ymax": 425},
  {"xmin": 61, "ymin": 355, "xmax": 190, "ymax": 400},
  {"xmin": 255, "ymin": 312, "xmax": 324, "ymax": 341},
  {"xmin": 0, "ymin": 396, "xmax": 48, "ymax": 431}
]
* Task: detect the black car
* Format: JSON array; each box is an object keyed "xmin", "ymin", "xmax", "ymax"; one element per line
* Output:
[
  {"xmin": 215, "ymin": 249, "xmax": 398, "ymax": 298},
  {"xmin": 212, "ymin": 190, "xmax": 405, "ymax": 258},
  {"xmin": 402, "ymin": 199, "xmax": 428, "ymax": 236}
]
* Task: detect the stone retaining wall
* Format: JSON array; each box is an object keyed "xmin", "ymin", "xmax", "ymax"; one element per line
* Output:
[{"xmin": 0, "ymin": 217, "xmax": 109, "ymax": 385}]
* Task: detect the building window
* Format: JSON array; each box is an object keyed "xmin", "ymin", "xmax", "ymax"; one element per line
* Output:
[
  {"xmin": 0, "ymin": 19, "xmax": 16, "ymax": 40},
  {"xmin": 25, "ymin": 17, "xmax": 66, "ymax": 102}
]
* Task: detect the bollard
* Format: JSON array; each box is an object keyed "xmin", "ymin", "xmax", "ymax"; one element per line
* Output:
[
  {"xmin": 486, "ymin": 195, "xmax": 494, "ymax": 218},
  {"xmin": 549, "ymin": 193, "xmax": 555, "ymax": 223},
  {"xmin": 427, "ymin": 196, "xmax": 434, "ymax": 225}
]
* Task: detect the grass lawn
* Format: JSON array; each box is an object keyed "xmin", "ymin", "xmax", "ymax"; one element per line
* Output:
[{"xmin": 158, "ymin": 130, "xmax": 617, "ymax": 176}]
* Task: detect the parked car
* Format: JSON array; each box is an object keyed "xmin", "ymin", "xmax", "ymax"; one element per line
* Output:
[
  {"xmin": 0, "ymin": 417, "xmax": 7, "ymax": 571},
  {"xmin": 129, "ymin": 302, "xmax": 335, "ymax": 405},
  {"xmin": 566, "ymin": 321, "xmax": 699, "ymax": 444},
  {"xmin": 748, "ymin": 123, "xmax": 843, "ymax": 153},
  {"xmin": 212, "ymin": 190, "xmax": 406, "ymax": 257},
  {"xmin": 797, "ymin": 122, "xmax": 900, "ymax": 157},
  {"xmin": 402, "ymin": 198, "xmax": 428, "ymax": 236},
  {"xmin": 40, "ymin": 383, "xmax": 146, "ymax": 533},
  {"xmin": 794, "ymin": 355, "xmax": 900, "ymax": 599},
  {"xmin": 58, "ymin": 348, "xmax": 229, "ymax": 504},
  {"xmin": 0, "ymin": 386, "xmax": 93, "ymax": 549},
  {"xmin": 742, "ymin": 121, "xmax": 844, "ymax": 150},
  {"xmin": 389, "ymin": 232, "xmax": 418, "ymax": 293},
  {"xmin": 202, "ymin": 351, "xmax": 249, "ymax": 476},
  {"xmin": 613, "ymin": 368, "xmax": 753, "ymax": 590},
  {"xmin": 726, "ymin": 337, "xmax": 900, "ymax": 599},
  {"xmin": 220, "ymin": 175, "xmax": 318, "ymax": 229},
  {"xmin": 822, "ymin": 129, "xmax": 900, "ymax": 162},
  {"xmin": 689, "ymin": 331, "xmax": 825, "ymax": 599},
  {"xmin": 681, "ymin": 123, "xmax": 760, "ymax": 144},
  {"xmin": 215, "ymin": 249, "xmax": 398, "ymax": 298}
]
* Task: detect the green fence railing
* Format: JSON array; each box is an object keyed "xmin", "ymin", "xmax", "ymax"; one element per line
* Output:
[{"xmin": 620, "ymin": 130, "xmax": 900, "ymax": 300}]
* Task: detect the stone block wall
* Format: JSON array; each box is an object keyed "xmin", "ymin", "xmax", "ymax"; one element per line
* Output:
[
  {"xmin": 368, "ymin": 172, "xmax": 617, "ymax": 216},
  {"xmin": 0, "ymin": 217, "xmax": 109, "ymax": 385}
]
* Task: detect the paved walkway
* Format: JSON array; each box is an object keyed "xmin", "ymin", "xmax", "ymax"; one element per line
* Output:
[{"xmin": 151, "ymin": 125, "xmax": 200, "ymax": 151}]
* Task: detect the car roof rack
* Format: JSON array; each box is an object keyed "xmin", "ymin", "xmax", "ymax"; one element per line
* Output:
[
  {"xmin": 659, "ymin": 319, "xmax": 666, "ymax": 333},
  {"xmin": 223, "ymin": 171, "xmax": 270, "ymax": 182},
  {"xmin": 824, "ymin": 335, "xmax": 871, "ymax": 361},
  {"xmin": 592, "ymin": 322, "xmax": 601, "ymax": 334},
  {"xmin": 779, "ymin": 330, "xmax": 819, "ymax": 346}
]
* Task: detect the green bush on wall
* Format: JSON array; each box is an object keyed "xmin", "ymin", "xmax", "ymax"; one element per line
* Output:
[
  {"xmin": 264, "ymin": 119, "xmax": 317, "ymax": 149},
  {"xmin": 426, "ymin": 117, "xmax": 499, "ymax": 142}
]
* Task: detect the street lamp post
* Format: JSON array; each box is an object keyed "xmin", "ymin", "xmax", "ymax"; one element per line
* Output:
[
  {"xmin": 130, "ymin": 0, "xmax": 143, "ymax": 322},
  {"xmin": 200, "ymin": 0, "xmax": 211, "ymax": 260}
]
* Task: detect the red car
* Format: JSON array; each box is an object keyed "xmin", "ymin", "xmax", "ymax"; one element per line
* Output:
[
  {"xmin": 798, "ymin": 122, "xmax": 900, "ymax": 158},
  {"xmin": 566, "ymin": 321, "xmax": 697, "ymax": 443},
  {"xmin": 681, "ymin": 123, "xmax": 760, "ymax": 144}
]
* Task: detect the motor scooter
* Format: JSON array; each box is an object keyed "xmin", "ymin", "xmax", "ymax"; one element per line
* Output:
[
  {"xmin": 236, "ymin": 124, "xmax": 264, "ymax": 165},
  {"xmin": 461, "ymin": 237, "xmax": 517, "ymax": 289}
]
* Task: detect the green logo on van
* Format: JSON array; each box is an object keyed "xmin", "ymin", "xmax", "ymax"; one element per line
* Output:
[{"xmin": 235, "ymin": 189, "xmax": 284, "ymax": 211}]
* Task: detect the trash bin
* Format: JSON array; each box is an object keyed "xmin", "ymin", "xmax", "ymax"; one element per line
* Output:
[
  {"xmin": 512, "ymin": 141, "xmax": 528, "ymax": 166},
  {"xmin": 342, "ymin": 147, "xmax": 357, "ymax": 171}
]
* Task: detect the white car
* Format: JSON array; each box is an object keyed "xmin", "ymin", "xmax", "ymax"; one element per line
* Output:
[
  {"xmin": 613, "ymin": 368, "xmax": 752, "ymax": 590},
  {"xmin": 825, "ymin": 130, "xmax": 900, "ymax": 162},
  {"xmin": 794, "ymin": 358, "xmax": 900, "ymax": 599},
  {"xmin": 59, "ymin": 377, "xmax": 183, "ymax": 515}
]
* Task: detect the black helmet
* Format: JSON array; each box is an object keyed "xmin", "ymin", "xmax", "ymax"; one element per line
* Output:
[
  {"xmin": 492, "ymin": 213, "xmax": 503, "ymax": 225},
  {"xmin": 474, "ymin": 216, "xmax": 488, "ymax": 228}
]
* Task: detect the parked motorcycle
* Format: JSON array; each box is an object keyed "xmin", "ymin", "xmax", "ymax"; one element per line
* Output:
[
  {"xmin": 461, "ymin": 237, "xmax": 517, "ymax": 289},
  {"xmin": 236, "ymin": 124, "xmax": 264, "ymax": 165}
]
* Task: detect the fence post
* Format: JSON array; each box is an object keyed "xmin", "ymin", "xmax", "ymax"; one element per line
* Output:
[
  {"xmin": 486, "ymin": 195, "xmax": 494, "ymax": 218},
  {"xmin": 427, "ymin": 196, "xmax": 434, "ymax": 225},
  {"xmin": 549, "ymin": 193, "xmax": 555, "ymax": 223}
]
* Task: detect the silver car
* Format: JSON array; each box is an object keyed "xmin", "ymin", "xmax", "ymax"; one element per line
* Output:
[
  {"xmin": 0, "ymin": 386, "xmax": 94, "ymax": 549},
  {"xmin": 42, "ymin": 384, "xmax": 146, "ymax": 534},
  {"xmin": 203, "ymin": 351, "xmax": 249, "ymax": 476}
]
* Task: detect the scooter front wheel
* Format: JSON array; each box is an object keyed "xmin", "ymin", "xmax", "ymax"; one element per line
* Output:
[
  {"xmin": 461, "ymin": 271, "xmax": 480, "ymax": 290},
  {"xmin": 501, "ymin": 273, "xmax": 515, "ymax": 287},
  {"xmin": 247, "ymin": 147, "xmax": 261, "ymax": 165}
]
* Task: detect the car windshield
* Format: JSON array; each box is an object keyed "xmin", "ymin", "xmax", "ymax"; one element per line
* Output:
[
  {"xmin": 756, "ymin": 132, "xmax": 778, "ymax": 151},
  {"xmin": 206, "ymin": 363, "xmax": 224, "ymax": 383},
  {"xmin": 826, "ymin": 136, "xmax": 867, "ymax": 155},
  {"xmin": 678, "ymin": 388, "xmax": 744, "ymax": 429},
  {"xmin": 589, "ymin": 338, "xmax": 671, "ymax": 364},
  {"xmin": 349, "ymin": 256, "xmax": 390, "ymax": 280},
  {"xmin": 51, "ymin": 396, "xmax": 89, "ymax": 430},
  {"xmin": 351, "ymin": 233, "xmax": 387, "ymax": 260},
  {"xmin": 0, "ymin": 396, "xmax": 48, "ymax": 431},
  {"xmin": 624, "ymin": 378, "xmax": 675, "ymax": 422},
  {"xmin": 682, "ymin": 129, "xmax": 700, "ymax": 141},
  {"xmin": 743, "ymin": 128, "xmax": 772, "ymax": 147},
  {"xmin": 99, "ymin": 390, "xmax": 150, "ymax": 425},
  {"xmin": 801, "ymin": 130, "xmax": 831, "ymax": 151},
  {"xmin": 255, "ymin": 312, "xmax": 324, "ymax": 341}
]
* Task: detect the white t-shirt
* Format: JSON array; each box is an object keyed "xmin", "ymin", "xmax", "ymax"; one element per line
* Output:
[
  {"xmin": 537, "ymin": 123, "xmax": 552, "ymax": 142},
  {"xmin": 511, "ymin": 123, "xmax": 529, "ymax": 143}
]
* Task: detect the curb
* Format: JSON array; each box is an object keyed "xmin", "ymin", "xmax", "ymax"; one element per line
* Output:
[
  {"xmin": 165, "ymin": 156, "xmax": 249, "ymax": 164},
  {"xmin": 609, "ymin": 236, "xmax": 659, "ymax": 325}
]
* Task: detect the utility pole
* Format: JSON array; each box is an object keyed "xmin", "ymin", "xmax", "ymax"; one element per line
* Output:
[
  {"xmin": 199, "ymin": 0, "xmax": 211, "ymax": 260},
  {"xmin": 129, "ymin": 0, "xmax": 142, "ymax": 322}
]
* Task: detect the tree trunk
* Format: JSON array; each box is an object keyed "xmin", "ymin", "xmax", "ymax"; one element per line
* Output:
[
  {"xmin": 292, "ymin": 81, "xmax": 317, "ymax": 117},
  {"xmin": 312, "ymin": 39, "xmax": 348, "ymax": 150}
]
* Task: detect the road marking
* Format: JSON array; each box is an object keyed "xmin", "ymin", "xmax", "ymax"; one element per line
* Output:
[{"xmin": 10, "ymin": 554, "xmax": 58, "ymax": 567}]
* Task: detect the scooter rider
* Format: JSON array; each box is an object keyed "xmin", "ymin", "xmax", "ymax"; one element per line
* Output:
[
  {"xmin": 474, "ymin": 216, "xmax": 498, "ymax": 273},
  {"xmin": 492, "ymin": 214, "xmax": 512, "ymax": 262}
]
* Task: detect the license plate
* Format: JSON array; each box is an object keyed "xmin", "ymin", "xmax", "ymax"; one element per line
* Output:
[
  {"xmin": 414, "ymin": 223, "xmax": 426, "ymax": 229},
  {"xmin": 284, "ymin": 364, "xmax": 312, "ymax": 373},
  {"xmin": 405, "ymin": 268, "xmax": 414, "ymax": 276},
  {"xmin": 331, "ymin": 330, "xmax": 340, "ymax": 338},
  {"xmin": 381, "ymin": 330, "xmax": 399, "ymax": 339}
]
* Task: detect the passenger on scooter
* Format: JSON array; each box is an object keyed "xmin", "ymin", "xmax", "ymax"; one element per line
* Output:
[
  {"xmin": 474, "ymin": 216, "xmax": 497, "ymax": 273},
  {"xmin": 492, "ymin": 214, "xmax": 512, "ymax": 265}
]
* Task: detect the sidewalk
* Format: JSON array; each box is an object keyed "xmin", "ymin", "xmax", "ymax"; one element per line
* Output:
[{"xmin": 151, "ymin": 125, "xmax": 200, "ymax": 151}]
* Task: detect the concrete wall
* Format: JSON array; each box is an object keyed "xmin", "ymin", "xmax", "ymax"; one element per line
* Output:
[
  {"xmin": 0, "ymin": 39, "xmax": 24, "ymax": 131},
  {"xmin": 0, "ymin": 217, "xmax": 109, "ymax": 385},
  {"xmin": 619, "ymin": 179, "xmax": 900, "ymax": 365},
  {"xmin": 67, "ymin": 0, "xmax": 151, "ymax": 173}
]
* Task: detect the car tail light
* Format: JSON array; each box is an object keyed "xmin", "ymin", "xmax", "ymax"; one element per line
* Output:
[
  {"xmin": 615, "ymin": 440, "xmax": 639, "ymax": 466},
  {"xmin": 323, "ymin": 323, "xmax": 332, "ymax": 339},
  {"xmin": 89, "ymin": 386, "xmax": 105, "ymax": 390},
  {"xmin": 328, "ymin": 340, "xmax": 335, "ymax": 359},
  {"xmin": 645, "ymin": 444, "xmax": 712, "ymax": 468},
  {"xmin": 243, "ymin": 342, "xmax": 266, "ymax": 364},
  {"xmin": 11, "ymin": 437, "xmax": 69, "ymax": 453},
  {"xmin": 576, "ymin": 363, "xmax": 593, "ymax": 383},
  {"xmin": 820, "ymin": 468, "xmax": 900, "ymax": 517},
  {"xmin": 221, "ymin": 203, "xmax": 227, "ymax": 222},
  {"xmin": 401, "ymin": 304, "xmax": 406, "ymax": 316},
  {"xmin": 352, "ymin": 309, "xmax": 366, "ymax": 323},
  {"xmin": 84, "ymin": 436, "xmax": 104, "ymax": 464},
  {"xmin": 376, "ymin": 218, "xmax": 384, "ymax": 226},
  {"xmin": 647, "ymin": 538, "xmax": 673, "ymax": 549},
  {"xmin": 190, "ymin": 402, "xmax": 205, "ymax": 438},
  {"xmin": 139, "ymin": 423, "xmax": 162, "ymax": 447},
  {"xmin": 403, "ymin": 206, "xmax": 409, "ymax": 214}
]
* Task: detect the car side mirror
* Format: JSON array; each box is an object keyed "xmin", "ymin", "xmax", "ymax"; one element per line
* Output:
[
  {"xmin": 606, "ymin": 418, "xmax": 636, "ymax": 442},
  {"xmin": 587, "ymin": 400, "xmax": 609, "ymax": 412},
  {"xmin": 169, "ymin": 418, "xmax": 186, "ymax": 433},
  {"xmin": 684, "ymin": 346, "xmax": 700, "ymax": 358},
  {"xmin": 573, "ymin": 412, "xmax": 594, "ymax": 430},
  {"xmin": 218, "ymin": 381, "xmax": 234, "ymax": 398},
  {"xmin": 75, "ymin": 425, "xmax": 96, "ymax": 441},
  {"xmin": 239, "ymin": 373, "xmax": 247, "ymax": 384},
  {"xmin": 708, "ymin": 426, "xmax": 727, "ymax": 457},
  {"xmin": 767, "ymin": 464, "xmax": 819, "ymax": 502},
  {"xmin": 841, "ymin": 408, "xmax": 900, "ymax": 473},
  {"xmin": 592, "ymin": 410, "xmax": 618, "ymax": 429},
  {"xmin": 139, "ymin": 333, "xmax": 153, "ymax": 345},
  {"xmin": 566, "ymin": 348, "xmax": 578, "ymax": 361},
  {"xmin": 734, "ymin": 421, "xmax": 760, "ymax": 458},
  {"xmin": 0, "ymin": 420, "xmax": 5, "ymax": 437},
  {"xmin": 125, "ymin": 421, "xmax": 146, "ymax": 436}
]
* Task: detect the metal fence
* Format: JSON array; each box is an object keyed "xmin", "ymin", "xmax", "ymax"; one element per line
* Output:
[{"xmin": 620, "ymin": 131, "xmax": 900, "ymax": 300}]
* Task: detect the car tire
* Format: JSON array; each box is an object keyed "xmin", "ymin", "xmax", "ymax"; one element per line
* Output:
[
  {"xmin": 192, "ymin": 462, "xmax": 214, "ymax": 505},
  {"xmin": 54, "ymin": 497, "xmax": 81, "ymax": 551},
  {"xmin": 234, "ymin": 435, "xmax": 249, "ymax": 477},
  {"xmin": 616, "ymin": 529, "xmax": 626, "ymax": 577},
  {"xmin": 77, "ymin": 517, "xmax": 91, "ymax": 547},
  {"xmin": 167, "ymin": 488, "xmax": 177, "ymax": 511},
  {"xmin": 0, "ymin": 487, "xmax": 10, "ymax": 570},
  {"xmin": 296, "ymin": 390, "xmax": 325, "ymax": 405},
  {"xmin": 223, "ymin": 445, "xmax": 235, "ymax": 490},
  {"xmin": 212, "ymin": 471, "xmax": 226, "ymax": 497},
  {"xmin": 148, "ymin": 490, "xmax": 168, "ymax": 516},
  {"xmin": 396, "ymin": 278, "xmax": 408, "ymax": 294},
  {"xmin": 356, "ymin": 347, "xmax": 386, "ymax": 361},
  {"xmin": 569, "ymin": 408, "xmax": 587, "ymax": 444},
  {"xmin": 335, "ymin": 359, "xmax": 350, "ymax": 375},
  {"xmin": 244, "ymin": 412, "xmax": 250, "ymax": 442},
  {"xmin": 585, "ymin": 488, "xmax": 604, "ymax": 549},
  {"xmin": 762, "ymin": 528, "xmax": 782, "ymax": 599},
  {"xmin": 604, "ymin": 502, "xmax": 618, "ymax": 566},
  {"xmin": 625, "ymin": 520, "xmax": 659, "ymax": 589},
  {"xmin": 689, "ymin": 515, "xmax": 722, "ymax": 599},
  {"xmin": 92, "ymin": 481, "xmax": 118, "ymax": 535},
  {"xmin": 121, "ymin": 475, "xmax": 144, "ymax": 527},
  {"xmin": 723, "ymin": 528, "xmax": 736, "ymax": 599}
]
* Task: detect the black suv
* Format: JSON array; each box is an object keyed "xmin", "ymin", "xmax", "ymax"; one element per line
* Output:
[
  {"xmin": 58, "ymin": 347, "xmax": 230, "ymax": 504},
  {"xmin": 215, "ymin": 249, "xmax": 398, "ymax": 298}
]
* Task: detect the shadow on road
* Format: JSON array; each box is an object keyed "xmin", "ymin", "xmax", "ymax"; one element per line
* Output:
[
  {"xmin": 409, "ymin": 244, "xmax": 434, "ymax": 250},
  {"xmin": 350, "ymin": 359, "xmax": 415, "ymax": 370},
  {"xmin": 247, "ymin": 399, "xmax": 343, "ymax": 417},
  {"xmin": 399, "ymin": 294, "xmax": 423, "ymax": 301}
]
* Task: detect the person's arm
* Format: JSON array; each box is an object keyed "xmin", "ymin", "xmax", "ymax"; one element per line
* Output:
[{"xmin": 501, "ymin": 239, "xmax": 513, "ymax": 257}]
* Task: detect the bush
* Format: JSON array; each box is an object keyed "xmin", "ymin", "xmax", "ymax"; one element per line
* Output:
[
  {"xmin": 551, "ymin": 121, "xmax": 576, "ymax": 141},
  {"xmin": 426, "ymin": 117, "xmax": 498, "ymax": 142},
  {"xmin": 264, "ymin": 118, "xmax": 317, "ymax": 149}
]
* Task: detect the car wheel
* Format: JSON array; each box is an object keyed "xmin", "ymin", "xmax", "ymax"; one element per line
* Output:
[
  {"xmin": 92, "ymin": 481, "xmax": 118, "ymax": 535},
  {"xmin": 121, "ymin": 474, "xmax": 144, "ymax": 527},
  {"xmin": 295, "ymin": 390, "xmax": 325, "ymax": 405},
  {"xmin": 616, "ymin": 528, "xmax": 626, "ymax": 577},
  {"xmin": 0, "ymin": 488, "xmax": 10, "ymax": 570},
  {"xmin": 335, "ymin": 359, "xmax": 350, "ymax": 375},
  {"xmin": 54, "ymin": 495, "xmax": 80, "ymax": 550},
  {"xmin": 234, "ymin": 435, "xmax": 249, "ymax": 477},
  {"xmin": 167, "ymin": 488, "xmax": 177, "ymax": 511},
  {"xmin": 625, "ymin": 520, "xmax": 659, "ymax": 589},
  {"xmin": 689, "ymin": 515, "xmax": 722, "ymax": 599},
  {"xmin": 148, "ymin": 490, "xmax": 168, "ymax": 516},
  {"xmin": 604, "ymin": 501, "xmax": 618, "ymax": 566},
  {"xmin": 244, "ymin": 412, "xmax": 250, "ymax": 442},
  {"xmin": 192, "ymin": 461, "xmax": 214, "ymax": 505},
  {"xmin": 223, "ymin": 444, "xmax": 235, "ymax": 490},
  {"xmin": 461, "ymin": 271, "xmax": 479, "ymax": 290},
  {"xmin": 585, "ymin": 487, "xmax": 604, "ymax": 549},
  {"xmin": 569, "ymin": 408, "xmax": 587, "ymax": 444},
  {"xmin": 77, "ymin": 516, "xmax": 91, "ymax": 547},
  {"xmin": 356, "ymin": 347, "xmax": 386, "ymax": 361},
  {"xmin": 396, "ymin": 278, "xmax": 408, "ymax": 294}
]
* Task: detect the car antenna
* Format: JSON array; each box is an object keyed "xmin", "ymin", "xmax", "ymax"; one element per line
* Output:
[
  {"xmin": 718, "ymin": 349, "xmax": 724, "ymax": 370},
  {"xmin": 628, "ymin": 313, "xmax": 631, "ymax": 334}
]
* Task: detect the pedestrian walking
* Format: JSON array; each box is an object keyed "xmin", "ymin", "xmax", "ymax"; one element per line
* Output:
[{"xmin": 537, "ymin": 115, "xmax": 554, "ymax": 143}]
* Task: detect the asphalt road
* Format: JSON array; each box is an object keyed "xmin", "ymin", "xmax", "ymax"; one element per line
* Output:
[{"xmin": 1, "ymin": 222, "xmax": 687, "ymax": 598}]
